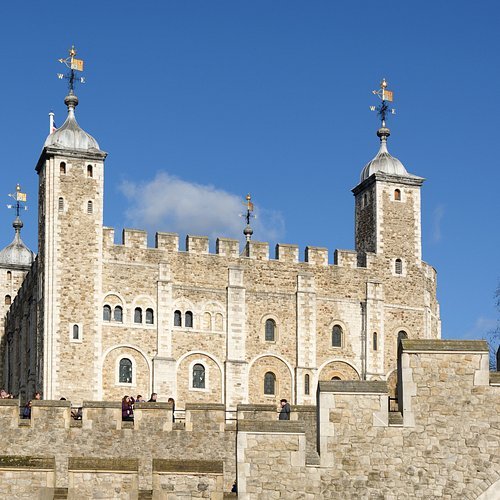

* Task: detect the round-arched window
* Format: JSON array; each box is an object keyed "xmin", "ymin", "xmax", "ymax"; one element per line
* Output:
[
  {"xmin": 193, "ymin": 363, "xmax": 205, "ymax": 389},
  {"xmin": 265, "ymin": 319, "xmax": 276, "ymax": 341},
  {"xmin": 119, "ymin": 358, "xmax": 132, "ymax": 384},
  {"xmin": 332, "ymin": 325, "xmax": 343, "ymax": 347},
  {"xmin": 264, "ymin": 372, "xmax": 276, "ymax": 395}
]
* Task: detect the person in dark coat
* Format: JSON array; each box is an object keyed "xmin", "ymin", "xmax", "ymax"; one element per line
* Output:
[{"xmin": 279, "ymin": 399, "xmax": 290, "ymax": 420}]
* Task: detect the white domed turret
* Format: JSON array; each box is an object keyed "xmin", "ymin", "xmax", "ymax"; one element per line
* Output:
[
  {"xmin": 360, "ymin": 127, "xmax": 412, "ymax": 182},
  {"xmin": 44, "ymin": 93, "xmax": 100, "ymax": 151},
  {"xmin": 0, "ymin": 217, "xmax": 35, "ymax": 267}
]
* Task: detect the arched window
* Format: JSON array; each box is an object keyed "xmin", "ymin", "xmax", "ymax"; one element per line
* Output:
[
  {"xmin": 114, "ymin": 306, "xmax": 123, "ymax": 323},
  {"xmin": 215, "ymin": 313, "xmax": 223, "ymax": 331},
  {"xmin": 134, "ymin": 307, "xmax": 142, "ymax": 324},
  {"xmin": 395, "ymin": 258, "xmax": 403, "ymax": 275},
  {"xmin": 397, "ymin": 330, "xmax": 408, "ymax": 344},
  {"xmin": 264, "ymin": 372, "xmax": 276, "ymax": 395},
  {"xmin": 203, "ymin": 312, "xmax": 211, "ymax": 330},
  {"xmin": 87, "ymin": 165, "xmax": 93, "ymax": 178},
  {"xmin": 373, "ymin": 332, "xmax": 378, "ymax": 351},
  {"xmin": 332, "ymin": 325, "xmax": 343, "ymax": 347},
  {"xmin": 185, "ymin": 311, "xmax": 193, "ymax": 328},
  {"xmin": 103, "ymin": 305, "xmax": 111, "ymax": 321},
  {"xmin": 87, "ymin": 200, "xmax": 93, "ymax": 214},
  {"xmin": 363, "ymin": 193, "xmax": 368, "ymax": 207},
  {"xmin": 60, "ymin": 162, "xmax": 66, "ymax": 174},
  {"xmin": 4, "ymin": 295, "xmax": 11, "ymax": 306},
  {"xmin": 6, "ymin": 271, "xmax": 11, "ymax": 281},
  {"xmin": 145, "ymin": 308, "xmax": 154, "ymax": 324},
  {"xmin": 265, "ymin": 319, "xmax": 276, "ymax": 341},
  {"xmin": 72, "ymin": 324, "xmax": 80, "ymax": 340},
  {"xmin": 331, "ymin": 376, "xmax": 341, "ymax": 381},
  {"xmin": 192, "ymin": 364, "xmax": 205, "ymax": 389},
  {"xmin": 58, "ymin": 197, "xmax": 64, "ymax": 212},
  {"xmin": 119, "ymin": 358, "xmax": 132, "ymax": 383},
  {"xmin": 174, "ymin": 310, "xmax": 182, "ymax": 327},
  {"xmin": 394, "ymin": 189, "xmax": 401, "ymax": 201},
  {"xmin": 304, "ymin": 374, "xmax": 310, "ymax": 395}
]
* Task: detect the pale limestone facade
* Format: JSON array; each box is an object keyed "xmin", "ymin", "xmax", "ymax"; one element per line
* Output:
[
  {"xmin": 0, "ymin": 340, "xmax": 497, "ymax": 499},
  {"xmin": 1, "ymin": 95, "xmax": 441, "ymax": 409}
]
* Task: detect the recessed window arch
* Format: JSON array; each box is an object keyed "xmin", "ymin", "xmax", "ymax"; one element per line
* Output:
[
  {"xmin": 192, "ymin": 363, "xmax": 205, "ymax": 389},
  {"xmin": 174, "ymin": 310, "xmax": 182, "ymax": 327},
  {"xmin": 394, "ymin": 189, "xmax": 401, "ymax": 201},
  {"xmin": 72, "ymin": 324, "xmax": 80, "ymax": 341},
  {"xmin": 203, "ymin": 312, "xmax": 211, "ymax": 330},
  {"xmin": 87, "ymin": 200, "xmax": 93, "ymax": 214},
  {"xmin": 185, "ymin": 311, "xmax": 193, "ymax": 328},
  {"xmin": 60, "ymin": 162, "xmax": 66, "ymax": 174},
  {"xmin": 6, "ymin": 271, "xmax": 11, "ymax": 281},
  {"xmin": 58, "ymin": 197, "xmax": 64, "ymax": 212},
  {"xmin": 265, "ymin": 318, "xmax": 276, "ymax": 342},
  {"xmin": 331, "ymin": 376, "xmax": 342, "ymax": 381},
  {"xmin": 114, "ymin": 305, "xmax": 123, "ymax": 323},
  {"xmin": 395, "ymin": 258, "xmax": 403, "ymax": 275},
  {"xmin": 119, "ymin": 358, "xmax": 133, "ymax": 384},
  {"xmin": 215, "ymin": 313, "xmax": 223, "ymax": 331},
  {"xmin": 373, "ymin": 332, "xmax": 378, "ymax": 351},
  {"xmin": 5, "ymin": 295, "xmax": 11, "ymax": 306},
  {"xmin": 304, "ymin": 374, "xmax": 310, "ymax": 395},
  {"xmin": 264, "ymin": 372, "xmax": 276, "ymax": 395},
  {"xmin": 332, "ymin": 325, "xmax": 343, "ymax": 347},
  {"xmin": 134, "ymin": 307, "xmax": 142, "ymax": 324},
  {"xmin": 87, "ymin": 164, "xmax": 93, "ymax": 178},
  {"xmin": 145, "ymin": 308, "xmax": 154, "ymax": 324},
  {"xmin": 103, "ymin": 305, "xmax": 111, "ymax": 321},
  {"xmin": 397, "ymin": 330, "xmax": 408, "ymax": 343}
]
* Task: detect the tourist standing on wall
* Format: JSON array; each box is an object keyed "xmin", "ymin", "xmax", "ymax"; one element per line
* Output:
[{"xmin": 279, "ymin": 399, "xmax": 290, "ymax": 420}]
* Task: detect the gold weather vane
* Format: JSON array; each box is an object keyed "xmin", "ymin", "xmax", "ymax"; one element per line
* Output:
[
  {"xmin": 7, "ymin": 184, "xmax": 28, "ymax": 217},
  {"xmin": 57, "ymin": 45, "xmax": 86, "ymax": 93},
  {"xmin": 370, "ymin": 78, "xmax": 396, "ymax": 128},
  {"xmin": 240, "ymin": 194, "xmax": 256, "ymax": 242}
]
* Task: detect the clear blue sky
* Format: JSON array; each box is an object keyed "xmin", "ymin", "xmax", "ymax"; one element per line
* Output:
[{"xmin": 0, "ymin": 1, "xmax": 499, "ymax": 346}]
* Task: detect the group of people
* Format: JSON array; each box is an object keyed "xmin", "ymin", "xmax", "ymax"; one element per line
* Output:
[
  {"xmin": 122, "ymin": 393, "xmax": 176, "ymax": 421},
  {"xmin": 21, "ymin": 391, "xmax": 41, "ymax": 419},
  {"xmin": 0, "ymin": 389, "xmax": 15, "ymax": 399}
]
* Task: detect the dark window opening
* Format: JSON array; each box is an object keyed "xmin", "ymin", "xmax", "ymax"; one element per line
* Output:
[
  {"xmin": 114, "ymin": 306, "xmax": 123, "ymax": 322},
  {"xmin": 119, "ymin": 358, "xmax": 132, "ymax": 383},
  {"xmin": 304, "ymin": 374, "xmax": 310, "ymax": 395},
  {"xmin": 185, "ymin": 311, "xmax": 193, "ymax": 328},
  {"xmin": 146, "ymin": 308, "xmax": 154, "ymax": 324},
  {"xmin": 264, "ymin": 372, "xmax": 276, "ymax": 395},
  {"xmin": 174, "ymin": 310, "xmax": 182, "ymax": 327},
  {"xmin": 103, "ymin": 305, "xmax": 111, "ymax": 321},
  {"xmin": 265, "ymin": 318, "xmax": 276, "ymax": 341},
  {"xmin": 72, "ymin": 324, "xmax": 80, "ymax": 340},
  {"xmin": 193, "ymin": 363, "xmax": 205, "ymax": 389},
  {"xmin": 395, "ymin": 258, "xmax": 403, "ymax": 275},
  {"xmin": 332, "ymin": 325, "xmax": 343, "ymax": 347},
  {"xmin": 134, "ymin": 307, "xmax": 142, "ymax": 324}
]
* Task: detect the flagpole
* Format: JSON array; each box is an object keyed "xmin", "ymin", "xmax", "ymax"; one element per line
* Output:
[{"xmin": 49, "ymin": 111, "xmax": 54, "ymax": 134}]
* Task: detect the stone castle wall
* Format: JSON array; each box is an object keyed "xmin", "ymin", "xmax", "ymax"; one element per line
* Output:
[{"xmin": 0, "ymin": 340, "xmax": 498, "ymax": 499}]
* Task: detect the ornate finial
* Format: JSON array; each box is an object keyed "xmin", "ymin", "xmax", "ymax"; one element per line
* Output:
[
  {"xmin": 370, "ymin": 78, "xmax": 396, "ymax": 129},
  {"xmin": 6, "ymin": 184, "xmax": 28, "ymax": 233},
  {"xmin": 57, "ymin": 45, "xmax": 86, "ymax": 95},
  {"xmin": 240, "ymin": 194, "xmax": 256, "ymax": 242}
]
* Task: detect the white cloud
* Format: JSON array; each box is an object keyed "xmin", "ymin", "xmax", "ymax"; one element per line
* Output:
[
  {"xmin": 432, "ymin": 204, "xmax": 445, "ymax": 243},
  {"xmin": 462, "ymin": 316, "xmax": 498, "ymax": 340},
  {"xmin": 118, "ymin": 172, "xmax": 285, "ymax": 247}
]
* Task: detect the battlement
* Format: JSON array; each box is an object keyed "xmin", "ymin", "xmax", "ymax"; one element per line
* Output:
[
  {"xmin": 102, "ymin": 227, "xmax": 384, "ymax": 269},
  {"xmin": 0, "ymin": 340, "xmax": 498, "ymax": 498}
]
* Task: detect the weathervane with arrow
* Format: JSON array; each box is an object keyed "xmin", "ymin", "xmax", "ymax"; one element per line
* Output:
[
  {"xmin": 57, "ymin": 45, "xmax": 86, "ymax": 93},
  {"xmin": 370, "ymin": 78, "xmax": 396, "ymax": 128}
]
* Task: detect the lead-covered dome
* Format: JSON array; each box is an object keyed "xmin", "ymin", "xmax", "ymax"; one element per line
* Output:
[
  {"xmin": 0, "ymin": 218, "xmax": 35, "ymax": 267},
  {"xmin": 44, "ymin": 94, "xmax": 100, "ymax": 151},
  {"xmin": 360, "ymin": 127, "xmax": 410, "ymax": 182}
]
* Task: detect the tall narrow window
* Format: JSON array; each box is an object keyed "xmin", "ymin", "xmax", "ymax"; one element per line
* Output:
[
  {"xmin": 394, "ymin": 189, "xmax": 401, "ymax": 201},
  {"xmin": 114, "ymin": 306, "xmax": 123, "ymax": 323},
  {"xmin": 264, "ymin": 372, "xmax": 276, "ymax": 395},
  {"xmin": 60, "ymin": 162, "xmax": 66, "ymax": 174},
  {"xmin": 185, "ymin": 311, "xmax": 193, "ymax": 328},
  {"xmin": 134, "ymin": 307, "xmax": 142, "ymax": 324},
  {"xmin": 145, "ymin": 308, "xmax": 154, "ymax": 324},
  {"xmin": 395, "ymin": 258, "xmax": 403, "ymax": 275},
  {"xmin": 304, "ymin": 374, "xmax": 310, "ymax": 395},
  {"xmin": 332, "ymin": 325, "xmax": 343, "ymax": 347},
  {"xmin": 192, "ymin": 364, "xmax": 205, "ymax": 389},
  {"xmin": 87, "ymin": 200, "xmax": 93, "ymax": 214},
  {"xmin": 72, "ymin": 324, "xmax": 80, "ymax": 340},
  {"xmin": 5, "ymin": 295, "xmax": 11, "ymax": 306},
  {"xmin": 203, "ymin": 312, "xmax": 211, "ymax": 330},
  {"xmin": 174, "ymin": 310, "xmax": 182, "ymax": 327},
  {"xmin": 103, "ymin": 305, "xmax": 111, "ymax": 321},
  {"xmin": 58, "ymin": 197, "xmax": 64, "ymax": 212},
  {"xmin": 6, "ymin": 271, "xmax": 11, "ymax": 281},
  {"xmin": 87, "ymin": 165, "xmax": 93, "ymax": 178},
  {"xmin": 265, "ymin": 319, "xmax": 276, "ymax": 341},
  {"xmin": 119, "ymin": 358, "xmax": 132, "ymax": 383},
  {"xmin": 373, "ymin": 332, "xmax": 378, "ymax": 351},
  {"xmin": 397, "ymin": 330, "xmax": 408, "ymax": 343}
]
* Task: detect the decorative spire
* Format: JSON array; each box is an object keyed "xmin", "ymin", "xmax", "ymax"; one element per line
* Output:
[
  {"xmin": 57, "ymin": 45, "xmax": 86, "ymax": 96},
  {"xmin": 6, "ymin": 184, "xmax": 28, "ymax": 242},
  {"xmin": 370, "ymin": 78, "xmax": 396, "ymax": 143},
  {"xmin": 241, "ymin": 194, "xmax": 255, "ymax": 242}
]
